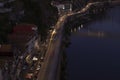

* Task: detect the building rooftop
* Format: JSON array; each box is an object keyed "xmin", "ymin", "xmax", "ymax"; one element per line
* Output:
[
  {"xmin": 8, "ymin": 32, "xmax": 35, "ymax": 44},
  {"xmin": 8, "ymin": 23, "xmax": 38, "ymax": 45},
  {"xmin": 0, "ymin": 44, "xmax": 13, "ymax": 56},
  {"xmin": 13, "ymin": 23, "xmax": 37, "ymax": 33},
  {"xmin": 0, "ymin": 44, "xmax": 12, "ymax": 52},
  {"xmin": 7, "ymin": 23, "xmax": 38, "ymax": 54}
]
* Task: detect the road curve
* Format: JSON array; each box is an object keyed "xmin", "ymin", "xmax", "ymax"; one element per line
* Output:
[{"xmin": 37, "ymin": 1, "xmax": 117, "ymax": 80}]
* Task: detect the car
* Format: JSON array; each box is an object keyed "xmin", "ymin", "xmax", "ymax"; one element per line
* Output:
[
  {"xmin": 40, "ymin": 56, "xmax": 44, "ymax": 62},
  {"xmin": 32, "ymin": 56, "xmax": 38, "ymax": 61},
  {"xmin": 25, "ymin": 72, "xmax": 33, "ymax": 79},
  {"xmin": 36, "ymin": 64, "xmax": 41, "ymax": 71}
]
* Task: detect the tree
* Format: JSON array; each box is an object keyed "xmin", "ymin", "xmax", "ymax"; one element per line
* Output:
[{"xmin": 21, "ymin": 0, "xmax": 58, "ymax": 41}]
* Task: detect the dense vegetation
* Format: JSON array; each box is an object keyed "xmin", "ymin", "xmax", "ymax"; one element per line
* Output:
[
  {"xmin": 0, "ymin": 0, "xmax": 58, "ymax": 43},
  {"xmin": 1, "ymin": 0, "xmax": 110, "ymax": 43},
  {"xmin": 0, "ymin": 14, "xmax": 13, "ymax": 43},
  {"xmin": 19, "ymin": 0, "xmax": 58, "ymax": 41}
]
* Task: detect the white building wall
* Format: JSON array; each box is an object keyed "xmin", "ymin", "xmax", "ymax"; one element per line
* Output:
[{"xmin": 27, "ymin": 36, "xmax": 37, "ymax": 53}]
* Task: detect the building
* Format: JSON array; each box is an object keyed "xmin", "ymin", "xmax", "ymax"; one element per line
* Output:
[
  {"xmin": 0, "ymin": 44, "xmax": 13, "ymax": 70},
  {"xmin": 8, "ymin": 24, "xmax": 38, "ymax": 62},
  {"xmin": 0, "ymin": 44, "xmax": 13, "ymax": 56},
  {"xmin": 0, "ymin": 0, "xmax": 24, "ymax": 25},
  {"xmin": 0, "ymin": 0, "xmax": 25, "ymax": 44},
  {"xmin": 8, "ymin": 24, "xmax": 38, "ymax": 54},
  {"xmin": 9, "ymin": 0, "xmax": 24, "ymax": 24},
  {"xmin": 0, "ymin": 0, "xmax": 14, "ymax": 27},
  {"xmin": 13, "ymin": 24, "xmax": 37, "ymax": 33},
  {"xmin": 0, "ymin": 0, "xmax": 14, "ymax": 14},
  {"xmin": 6, "ymin": 23, "xmax": 39, "ymax": 80},
  {"xmin": 51, "ymin": 1, "xmax": 72, "ymax": 15},
  {"xmin": 0, "ymin": 0, "xmax": 14, "ymax": 20},
  {"xmin": 71, "ymin": 0, "xmax": 88, "ymax": 10},
  {"xmin": 0, "ymin": 44, "xmax": 13, "ymax": 80}
]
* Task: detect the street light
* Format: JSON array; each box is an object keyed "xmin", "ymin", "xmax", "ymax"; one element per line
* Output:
[
  {"xmin": 52, "ymin": 29, "xmax": 56, "ymax": 35},
  {"xmin": 63, "ymin": 6, "xmax": 65, "ymax": 9}
]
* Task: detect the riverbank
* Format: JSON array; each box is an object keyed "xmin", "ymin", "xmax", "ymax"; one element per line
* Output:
[
  {"xmin": 66, "ymin": 5, "xmax": 120, "ymax": 80},
  {"xmin": 58, "ymin": 0, "xmax": 120, "ymax": 80}
]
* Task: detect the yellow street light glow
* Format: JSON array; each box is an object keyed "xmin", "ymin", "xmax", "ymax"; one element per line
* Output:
[{"xmin": 52, "ymin": 29, "xmax": 56, "ymax": 35}]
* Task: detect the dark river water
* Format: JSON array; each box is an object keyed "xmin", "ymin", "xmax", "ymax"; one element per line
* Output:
[{"xmin": 66, "ymin": 6, "xmax": 120, "ymax": 80}]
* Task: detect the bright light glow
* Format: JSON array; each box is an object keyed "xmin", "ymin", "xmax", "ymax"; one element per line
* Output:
[
  {"xmin": 20, "ymin": 56, "xmax": 23, "ymax": 59},
  {"xmin": 25, "ymin": 73, "xmax": 33, "ymax": 79},
  {"xmin": 26, "ymin": 55, "xmax": 32, "ymax": 63},
  {"xmin": 33, "ymin": 57, "xmax": 38, "ymax": 61},
  {"xmin": 70, "ymin": 8, "xmax": 72, "ymax": 11},
  {"xmin": 52, "ymin": 29, "xmax": 56, "ymax": 35},
  {"xmin": 81, "ymin": 24, "xmax": 83, "ymax": 28},
  {"xmin": 34, "ymin": 40, "xmax": 39, "ymax": 49},
  {"xmin": 63, "ymin": 6, "xmax": 65, "ymax": 9},
  {"xmin": 40, "ymin": 57, "xmax": 44, "ymax": 59},
  {"xmin": 82, "ymin": 8, "xmax": 85, "ymax": 11},
  {"xmin": 32, "ymin": 27, "xmax": 37, "ymax": 30},
  {"xmin": 71, "ymin": 29, "xmax": 72, "ymax": 32},
  {"xmin": 60, "ymin": 18, "xmax": 63, "ymax": 21},
  {"xmin": 78, "ymin": 27, "xmax": 81, "ymax": 30}
]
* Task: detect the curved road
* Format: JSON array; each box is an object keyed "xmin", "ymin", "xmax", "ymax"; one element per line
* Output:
[{"xmin": 37, "ymin": 1, "xmax": 119, "ymax": 80}]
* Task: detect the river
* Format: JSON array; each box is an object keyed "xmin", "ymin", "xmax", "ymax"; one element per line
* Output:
[{"xmin": 66, "ymin": 6, "xmax": 120, "ymax": 80}]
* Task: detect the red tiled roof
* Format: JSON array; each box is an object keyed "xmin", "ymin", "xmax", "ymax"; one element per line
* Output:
[
  {"xmin": 13, "ymin": 24, "xmax": 37, "ymax": 33},
  {"xmin": 7, "ymin": 23, "xmax": 38, "ymax": 53},
  {"xmin": 8, "ymin": 32, "xmax": 35, "ymax": 43}
]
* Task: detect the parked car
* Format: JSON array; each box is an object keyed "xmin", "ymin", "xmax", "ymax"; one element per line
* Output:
[
  {"xmin": 36, "ymin": 64, "xmax": 41, "ymax": 71},
  {"xmin": 40, "ymin": 56, "xmax": 44, "ymax": 62},
  {"xmin": 25, "ymin": 72, "xmax": 33, "ymax": 79}
]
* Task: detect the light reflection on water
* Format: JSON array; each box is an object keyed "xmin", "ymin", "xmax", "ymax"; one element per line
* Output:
[{"xmin": 67, "ymin": 6, "xmax": 120, "ymax": 80}]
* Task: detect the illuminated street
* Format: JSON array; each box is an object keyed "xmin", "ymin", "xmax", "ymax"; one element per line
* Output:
[{"xmin": 0, "ymin": 0, "xmax": 120, "ymax": 80}]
